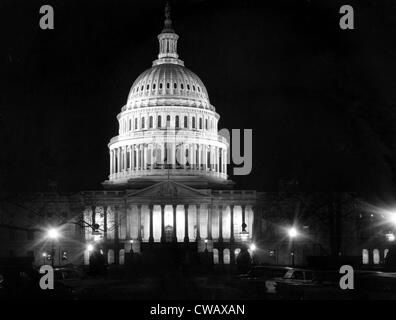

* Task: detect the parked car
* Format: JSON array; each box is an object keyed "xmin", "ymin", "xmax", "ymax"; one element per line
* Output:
[
  {"xmin": 0, "ymin": 266, "xmax": 74, "ymax": 299},
  {"xmin": 239, "ymin": 266, "xmax": 291, "ymax": 282}
]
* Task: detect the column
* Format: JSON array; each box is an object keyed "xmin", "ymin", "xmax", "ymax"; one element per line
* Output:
[
  {"xmin": 150, "ymin": 145, "xmax": 154, "ymax": 170},
  {"xmin": 117, "ymin": 148, "xmax": 121, "ymax": 174},
  {"xmin": 207, "ymin": 204, "xmax": 213, "ymax": 240},
  {"xmin": 173, "ymin": 204, "xmax": 177, "ymax": 242},
  {"xmin": 189, "ymin": 144, "xmax": 194, "ymax": 169},
  {"xmin": 131, "ymin": 145, "xmax": 135, "ymax": 171},
  {"xmin": 196, "ymin": 204, "xmax": 201, "ymax": 241},
  {"xmin": 137, "ymin": 204, "xmax": 142, "ymax": 241},
  {"xmin": 143, "ymin": 144, "xmax": 148, "ymax": 170},
  {"xmin": 230, "ymin": 205, "xmax": 234, "ymax": 242},
  {"xmin": 110, "ymin": 150, "xmax": 113, "ymax": 175},
  {"xmin": 171, "ymin": 143, "xmax": 176, "ymax": 168},
  {"xmin": 149, "ymin": 205, "xmax": 154, "ymax": 243},
  {"xmin": 218, "ymin": 205, "xmax": 223, "ymax": 242},
  {"xmin": 160, "ymin": 204, "xmax": 165, "ymax": 243},
  {"xmin": 204, "ymin": 145, "xmax": 208, "ymax": 171},
  {"xmin": 184, "ymin": 204, "xmax": 189, "ymax": 243}
]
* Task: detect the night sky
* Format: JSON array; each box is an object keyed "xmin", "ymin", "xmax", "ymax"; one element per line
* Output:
[{"xmin": 1, "ymin": 0, "xmax": 396, "ymax": 199}]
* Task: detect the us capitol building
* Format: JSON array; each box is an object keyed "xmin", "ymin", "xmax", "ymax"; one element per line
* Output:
[{"xmin": 0, "ymin": 4, "xmax": 385, "ymax": 269}]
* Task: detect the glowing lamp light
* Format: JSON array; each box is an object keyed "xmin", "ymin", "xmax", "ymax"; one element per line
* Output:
[
  {"xmin": 389, "ymin": 214, "xmax": 396, "ymax": 226},
  {"xmin": 47, "ymin": 228, "xmax": 60, "ymax": 240},
  {"xmin": 204, "ymin": 239, "xmax": 208, "ymax": 244},
  {"xmin": 87, "ymin": 244, "xmax": 94, "ymax": 252},
  {"xmin": 129, "ymin": 239, "xmax": 134, "ymax": 244},
  {"xmin": 386, "ymin": 232, "xmax": 395, "ymax": 242},
  {"xmin": 249, "ymin": 243, "xmax": 256, "ymax": 252},
  {"xmin": 288, "ymin": 227, "xmax": 298, "ymax": 238},
  {"xmin": 42, "ymin": 252, "xmax": 47, "ymax": 257}
]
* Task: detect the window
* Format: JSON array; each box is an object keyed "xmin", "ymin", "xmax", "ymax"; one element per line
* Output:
[
  {"xmin": 158, "ymin": 115, "xmax": 162, "ymax": 128},
  {"xmin": 174, "ymin": 82, "xmax": 177, "ymax": 89},
  {"xmin": 129, "ymin": 119, "xmax": 132, "ymax": 131},
  {"xmin": 166, "ymin": 115, "xmax": 171, "ymax": 127},
  {"xmin": 205, "ymin": 119, "xmax": 208, "ymax": 130},
  {"xmin": 192, "ymin": 117, "xmax": 196, "ymax": 129},
  {"xmin": 223, "ymin": 249, "xmax": 230, "ymax": 264},
  {"xmin": 153, "ymin": 83, "xmax": 156, "ymax": 90},
  {"xmin": 181, "ymin": 83, "xmax": 184, "ymax": 89},
  {"xmin": 193, "ymin": 85, "xmax": 196, "ymax": 91},
  {"xmin": 199, "ymin": 118, "xmax": 202, "ymax": 129},
  {"xmin": 149, "ymin": 116, "xmax": 153, "ymax": 128},
  {"xmin": 198, "ymin": 87, "xmax": 201, "ymax": 92},
  {"xmin": 184, "ymin": 116, "xmax": 188, "ymax": 128},
  {"xmin": 167, "ymin": 82, "xmax": 170, "ymax": 89},
  {"xmin": 213, "ymin": 249, "xmax": 219, "ymax": 264},
  {"xmin": 146, "ymin": 84, "xmax": 149, "ymax": 90},
  {"xmin": 291, "ymin": 271, "xmax": 304, "ymax": 280},
  {"xmin": 373, "ymin": 249, "xmax": 380, "ymax": 264},
  {"xmin": 160, "ymin": 83, "xmax": 163, "ymax": 89},
  {"xmin": 362, "ymin": 249, "xmax": 369, "ymax": 264},
  {"xmin": 141, "ymin": 85, "xmax": 143, "ymax": 91},
  {"xmin": 175, "ymin": 116, "xmax": 179, "ymax": 128},
  {"xmin": 141, "ymin": 117, "xmax": 145, "ymax": 129},
  {"xmin": 135, "ymin": 118, "xmax": 138, "ymax": 130},
  {"xmin": 187, "ymin": 84, "xmax": 190, "ymax": 90}
]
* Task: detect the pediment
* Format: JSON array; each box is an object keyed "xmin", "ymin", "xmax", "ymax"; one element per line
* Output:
[{"xmin": 127, "ymin": 180, "xmax": 208, "ymax": 199}]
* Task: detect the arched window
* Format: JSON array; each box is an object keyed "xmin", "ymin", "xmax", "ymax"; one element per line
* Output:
[
  {"xmin": 205, "ymin": 119, "xmax": 208, "ymax": 130},
  {"xmin": 166, "ymin": 115, "xmax": 171, "ymax": 127},
  {"xmin": 108, "ymin": 249, "xmax": 115, "ymax": 265},
  {"xmin": 213, "ymin": 249, "xmax": 219, "ymax": 264},
  {"xmin": 146, "ymin": 84, "xmax": 149, "ymax": 90},
  {"xmin": 181, "ymin": 83, "xmax": 184, "ymax": 90},
  {"xmin": 141, "ymin": 117, "xmax": 145, "ymax": 129},
  {"xmin": 119, "ymin": 249, "xmax": 125, "ymax": 265},
  {"xmin": 160, "ymin": 83, "xmax": 163, "ymax": 89},
  {"xmin": 175, "ymin": 116, "xmax": 179, "ymax": 128},
  {"xmin": 362, "ymin": 249, "xmax": 369, "ymax": 265},
  {"xmin": 134, "ymin": 118, "xmax": 138, "ymax": 130},
  {"xmin": 192, "ymin": 117, "xmax": 196, "ymax": 129},
  {"xmin": 167, "ymin": 82, "xmax": 170, "ymax": 89},
  {"xmin": 149, "ymin": 116, "xmax": 153, "ymax": 128},
  {"xmin": 199, "ymin": 118, "xmax": 202, "ymax": 129},
  {"xmin": 187, "ymin": 84, "xmax": 190, "ymax": 90},
  {"xmin": 184, "ymin": 116, "xmax": 188, "ymax": 128},
  {"xmin": 129, "ymin": 119, "xmax": 132, "ymax": 131},
  {"xmin": 193, "ymin": 85, "xmax": 196, "ymax": 91},
  {"xmin": 158, "ymin": 115, "xmax": 162, "ymax": 128},
  {"xmin": 223, "ymin": 248, "xmax": 230, "ymax": 264},
  {"xmin": 373, "ymin": 249, "xmax": 380, "ymax": 264},
  {"xmin": 153, "ymin": 83, "xmax": 156, "ymax": 90},
  {"xmin": 174, "ymin": 82, "xmax": 177, "ymax": 89}
]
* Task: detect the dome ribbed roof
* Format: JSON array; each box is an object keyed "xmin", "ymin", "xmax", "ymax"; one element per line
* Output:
[{"xmin": 126, "ymin": 63, "xmax": 212, "ymax": 110}]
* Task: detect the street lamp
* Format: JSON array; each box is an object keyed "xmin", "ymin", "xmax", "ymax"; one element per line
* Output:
[
  {"xmin": 204, "ymin": 239, "xmax": 208, "ymax": 252},
  {"xmin": 46, "ymin": 228, "xmax": 60, "ymax": 267},
  {"xmin": 42, "ymin": 252, "xmax": 47, "ymax": 265},
  {"xmin": 288, "ymin": 227, "xmax": 299, "ymax": 267},
  {"xmin": 87, "ymin": 244, "xmax": 94, "ymax": 252},
  {"xmin": 249, "ymin": 243, "xmax": 256, "ymax": 252}
]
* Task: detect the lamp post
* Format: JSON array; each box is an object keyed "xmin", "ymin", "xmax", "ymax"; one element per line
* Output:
[
  {"xmin": 47, "ymin": 228, "xmax": 60, "ymax": 268},
  {"xmin": 288, "ymin": 227, "xmax": 298, "ymax": 267},
  {"xmin": 204, "ymin": 239, "xmax": 208, "ymax": 252},
  {"xmin": 42, "ymin": 252, "xmax": 47, "ymax": 265},
  {"xmin": 129, "ymin": 239, "xmax": 134, "ymax": 253}
]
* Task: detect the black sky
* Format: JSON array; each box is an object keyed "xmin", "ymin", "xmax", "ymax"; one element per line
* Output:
[{"xmin": 1, "ymin": 0, "xmax": 396, "ymax": 198}]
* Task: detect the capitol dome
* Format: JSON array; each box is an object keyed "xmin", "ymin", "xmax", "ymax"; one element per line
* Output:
[
  {"xmin": 126, "ymin": 64, "xmax": 213, "ymax": 111},
  {"xmin": 105, "ymin": 3, "xmax": 230, "ymax": 189}
]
